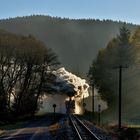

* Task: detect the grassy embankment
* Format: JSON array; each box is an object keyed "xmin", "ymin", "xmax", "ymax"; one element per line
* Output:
[{"xmin": 82, "ymin": 111, "xmax": 140, "ymax": 139}]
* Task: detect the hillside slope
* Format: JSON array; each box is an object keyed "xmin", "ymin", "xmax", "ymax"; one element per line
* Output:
[{"xmin": 0, "ymin": 15, "xmax": 137, "ymax": 77}]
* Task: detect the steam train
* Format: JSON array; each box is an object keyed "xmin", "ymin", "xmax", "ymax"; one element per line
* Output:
[{"xmin": 65, "ymin": 98, "xmax": 75, "ymax": 114}]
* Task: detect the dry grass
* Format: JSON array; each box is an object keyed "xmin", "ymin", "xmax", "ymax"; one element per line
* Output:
[
  {"xmin": 49, "ymin": 123, "xmax": 61, "ymax": 135},
  {"xmin": 48, "ymin": 119, "xmax": 69, "ymax": 139},
  {"xmin": 0, "ymin": 130, "xmax": 5, "ymax": 136}
]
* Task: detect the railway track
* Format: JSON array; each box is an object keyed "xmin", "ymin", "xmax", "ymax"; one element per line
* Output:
[{"xmin": 69, "ymin": 115, "xmax": 100, "ymax": 140}]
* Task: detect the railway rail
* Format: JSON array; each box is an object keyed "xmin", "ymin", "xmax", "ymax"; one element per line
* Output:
[{"xmin": 69, "ymin": 114, "xmax": 100, "ymax": 140}]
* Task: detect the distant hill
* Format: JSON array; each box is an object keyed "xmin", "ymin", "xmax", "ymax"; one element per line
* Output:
[{"xmin": 0, "ymin": 15, "xmax": 138, "ymax": 77}]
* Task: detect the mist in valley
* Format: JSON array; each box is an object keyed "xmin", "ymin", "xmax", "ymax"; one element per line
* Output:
[{"xmin": 0, "ymin": 15, "xmax": 140, "ymax": 125}]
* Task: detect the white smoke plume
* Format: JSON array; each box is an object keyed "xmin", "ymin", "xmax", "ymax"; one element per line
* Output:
[
  {"xmin": 39, "ymin": 67, "xmax": 89, "ymax": 114},
  {"xmin": 53, "ymin": 67, "xmax": 89, "ymax": 97}
]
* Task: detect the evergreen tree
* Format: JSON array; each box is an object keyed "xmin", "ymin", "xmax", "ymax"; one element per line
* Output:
[{"xmin": 88, "ymin": 25, "xmax": 135, "ymax": 105}]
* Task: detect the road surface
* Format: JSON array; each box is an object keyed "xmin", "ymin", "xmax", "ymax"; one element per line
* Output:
[{"xmin": 0, "ymin": 114, "xmax": 59, "ymax": 140}]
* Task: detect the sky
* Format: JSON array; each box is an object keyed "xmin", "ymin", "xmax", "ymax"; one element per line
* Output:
[{"xmin": 0, "ymin": 0, "xmax": 140, "ymax": 24}]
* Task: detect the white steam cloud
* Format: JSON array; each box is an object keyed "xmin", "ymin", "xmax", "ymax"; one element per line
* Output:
[
  {"xmin": 53, "ymin": 67, "xmax": 89, "ymax": 98},
  {"xmin": 39, "ymin": 67, "xmax": 89, "ymax": 114}
]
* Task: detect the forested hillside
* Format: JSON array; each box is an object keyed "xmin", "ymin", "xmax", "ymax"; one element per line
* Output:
[
  {"xmin": 0, "ymin": 15, "xmax": 138, "ymax": 77},
  {"xmin": 88, "ymin": 26, "xmax": 140, "ymax": 123}
]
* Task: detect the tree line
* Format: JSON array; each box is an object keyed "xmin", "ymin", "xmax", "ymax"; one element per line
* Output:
[
  {"xmin": 88, "ymin": 25, "xmax": 140, "ymax": 110},
  {"xmin": 0, "ymin": 30, "xmax": 59, "ymax": 121},
  {"xmin": 0, "ymin": 15, "xmax": 137, "ymax": 78}
]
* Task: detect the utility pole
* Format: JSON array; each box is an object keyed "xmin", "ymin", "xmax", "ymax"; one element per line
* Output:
[
  {"xmin": 114, "ymin": 65, "xmax": 128, "ymax": 130},
  {"xmin": 119, "ymin": 65, "xmax": 122, "ymax": 130},
  {"xmin": 91, "ymin": 85, "xmax": 94, "ymax": 119},
  {"xmin": 98, "ymin": 104, "xmax": 101, "ymax": 126},
  {"xmin": 83, "ymin": 95, "xmax": 86, "ymax": 113}
]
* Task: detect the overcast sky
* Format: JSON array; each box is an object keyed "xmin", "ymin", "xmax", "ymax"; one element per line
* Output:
[{"xmin": 0, "ymin": 0, "xmax": 140, "ymax": 24}]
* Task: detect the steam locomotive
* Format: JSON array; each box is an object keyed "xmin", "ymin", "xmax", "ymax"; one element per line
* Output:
[{"xmin": 65, "ymin": 98, "xmax": 75, "ymax": 114}]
